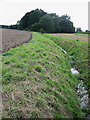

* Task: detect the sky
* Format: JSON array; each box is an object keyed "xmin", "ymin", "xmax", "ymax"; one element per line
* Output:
[{"xmin": 0, "ymin": 0, "xmax": 89, "ymax": 31}]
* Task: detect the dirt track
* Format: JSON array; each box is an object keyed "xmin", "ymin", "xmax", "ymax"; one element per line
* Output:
[
  {"xmin": 53, "ymin": 33, "xmax": 88, "ymax": 42},
  {"xmin": 0, "ymin": 29, "xmax": 32, "ymax": 52}
]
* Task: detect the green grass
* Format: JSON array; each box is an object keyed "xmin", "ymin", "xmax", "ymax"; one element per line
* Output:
[
  {"xmin": 2, "ymin": 32, "xmax": 86, "ymax": 118},
  {"xmin": 43, "ymin": 34, "xmax": 89, "ymax": 90},
  {"xmin": 75, "ymin": 31, "xmax": 89, "ymax": 34}
]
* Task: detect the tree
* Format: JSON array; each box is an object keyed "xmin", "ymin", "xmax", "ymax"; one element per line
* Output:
[
  {"xmin": 31, "ymin": 23, "xmax": 41, "ymax": 31},
  {"xmin": 38, "ymin": 15, "xmax": 55, "ymax": 33},
  {"xmin": 16, "ymin": 20, "xmax": 20, "ymax": 25},
  {"xmin": 76, "ymin": 27, "xmax": 82, "ymax": 32},
  {"xmin": 54, "ymin": 15, "xmax": 75, "ymax": 33},
  {"xmin": 49, "ymin": 13, "xmax": 59, "ymax": 18},
  {"xmin": 18, "ymin": 9, "xmax": 47, "ymax": 30},
  {"xmin": 17, "ymin": 9, "xmax": 75, "ymax": 33},
  {"xmin": 60, "ymin": 14, "xmax": 71, "ymax": 20},
  {"xmin": 18, "ymin": 12, "xmax": 30, "ymax": 29}
]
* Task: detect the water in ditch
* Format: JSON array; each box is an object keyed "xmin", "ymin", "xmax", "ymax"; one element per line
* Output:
[
  {"xmin": 71, "ymin": 68, "xmax": 89, "ymax": 110},
  {"xmin": 61, "ymin": 47, "xmax": 89, "ymax": 112}
]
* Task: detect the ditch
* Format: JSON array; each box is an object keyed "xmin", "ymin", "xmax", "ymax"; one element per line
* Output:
[{"xmin": 61, "ymin": 47, "xmax": 89, "ymax": 119}]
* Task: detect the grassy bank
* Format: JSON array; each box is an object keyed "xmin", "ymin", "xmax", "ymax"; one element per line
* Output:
[
  {"xmin": 2, "ymin": 32, "xmax": 86, "ymax": 118},
  {"xmin": 44, "ymin": 34, "xmax": 89, "ymax": 90}
]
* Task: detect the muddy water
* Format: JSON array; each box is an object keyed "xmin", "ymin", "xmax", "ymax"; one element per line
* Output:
[{"xmin": 61, "ymin": 47, "xmax": 89, "ymax": 111}]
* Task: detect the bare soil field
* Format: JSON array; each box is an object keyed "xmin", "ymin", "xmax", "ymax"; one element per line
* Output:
[
  {"xmin": 0, "ymin": 29, "xmax": 32, "ymax": 52},
  {"xmin": 53, "ymin": 33, "xmax": 88, "ymax": 42}
]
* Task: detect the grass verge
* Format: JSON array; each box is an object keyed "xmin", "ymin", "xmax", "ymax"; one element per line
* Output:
[
  {"xmin": 2, "ymin": 32, "xmax": 86, "ymax": 118},
  {"xmin": 43, "ymin": 34, "xmax": 89, "ymax": 90}
]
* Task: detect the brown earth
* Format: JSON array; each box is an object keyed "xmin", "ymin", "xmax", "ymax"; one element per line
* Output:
[
  {"xmin": 53, "ymin": 33, "xmax": 88, "ymax": 42},
  {"xmin": 0, "ymin": 29, "xmax": 32, "ymax": 52}
]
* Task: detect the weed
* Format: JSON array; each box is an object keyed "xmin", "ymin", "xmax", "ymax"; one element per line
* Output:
[
  {"xmin": 2, "ymin": 73, "xmax": 12, "ymax": 84},
  {"xmin": 29, "ymin": 111, "xmax": 40, "ymax": 118},
  {"xmin": 35, "ymin": 66, "xmax": 42, "ymax": 72},
  {"xmin": 55, "ymin": 112, "xmax": 67, "ymax": 118},
  {"xmin": 4, "ymin": 60, "xmax": 10, "ymax": 64},
  {"xmin": 35, "ymin": 99, "xmax": 44, "ymax": 107},
  {"xmin": 2, "ymin": 52, "xmax": 12, "ymax": 56}
]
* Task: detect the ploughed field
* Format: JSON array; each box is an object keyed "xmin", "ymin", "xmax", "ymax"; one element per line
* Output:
[
  {"xmin": 0, "ymin": 29, "xmax": 32, "ymax": 52},
  {"xmin": 53, "ymin": 33, "xmax": 88, "ymax": 42}
]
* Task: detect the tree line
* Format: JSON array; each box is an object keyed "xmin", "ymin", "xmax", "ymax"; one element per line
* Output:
[{"xmin": 1, "ymin": 9, "xmax": 75, "ymax": 33}]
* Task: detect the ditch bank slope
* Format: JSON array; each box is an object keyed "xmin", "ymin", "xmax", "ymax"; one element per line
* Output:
[
  {"xmin": 44, "ymin": 34, "xmax": 89, "ymax": 89},
  {"xmin": 2, "ymin": 32, "xmax": 86, "ymax": 118},
  {"xmin": 44, "ymin": 34, "xmax": 89, "ymax": 117}
]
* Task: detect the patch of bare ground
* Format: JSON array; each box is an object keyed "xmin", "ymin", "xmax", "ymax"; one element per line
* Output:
[
  {"xmin": 53, "ymin": 33, "xmax": 88, "ymax": 42},
  {"xmin": 0, "ymin": 29, "xmax": 32, "ymax": 52}
]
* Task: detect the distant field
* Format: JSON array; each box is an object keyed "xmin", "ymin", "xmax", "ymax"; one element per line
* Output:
[
  {"xmin": 53, "ymin": 33, "xmax": 88, "ymax": 42},
  {"xmin": 1, "ymin": 29, "xmax": 32, "ymax": 52}
]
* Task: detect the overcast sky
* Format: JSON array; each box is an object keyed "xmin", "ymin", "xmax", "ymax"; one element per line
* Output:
[{"xmin": 0, "ymin": 0, "xmax": 89, "ymax": 31}]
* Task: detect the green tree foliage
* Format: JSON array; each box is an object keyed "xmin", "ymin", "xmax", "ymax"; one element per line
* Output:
[
  {"xmin": 39, "ymin": 28, "xmax": 46, "ymax": 34},
  {"xmin": 31, "ymin": 23, "xmax": 41, "ymax": 31},
  {"xmin": 38, "ymin": 15, "xmax": 54, "ymax": 33},
  {"xmin": 18, "ymin": 9, "xmax": 46, "ymax": 30},
  {"xmin": 18, "ymin": 9, "xmax": 75, "ymax": 33},
  {"xmin": 54, "ymin": 15, "xmax": 75, "ymax": 33}
]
